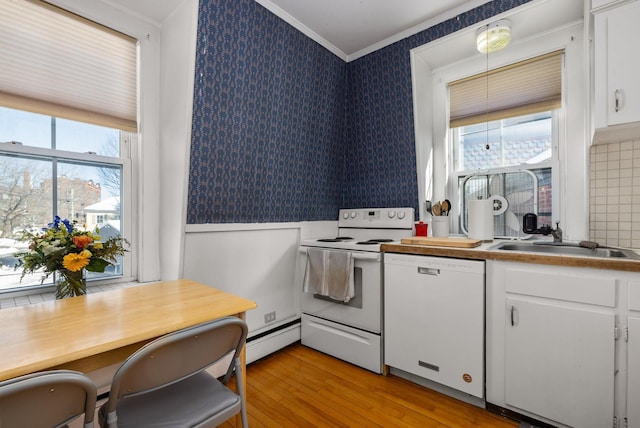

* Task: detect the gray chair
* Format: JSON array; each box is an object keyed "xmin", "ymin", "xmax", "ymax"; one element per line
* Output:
[
  {"xmin": 0, "ymin": 369, "xmax": 97, "ymax": 428},
  {"xmin": 98, "ymin": 316, "xmax": 249, "ymax": 428}
]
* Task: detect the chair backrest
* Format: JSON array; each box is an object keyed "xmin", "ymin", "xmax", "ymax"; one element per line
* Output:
[
  {"xmin": 106, "ymin": 316, "xmax": 248, "ymax": 409},
  {"xmin": 0, "ymin": 369, "xmax": 97, "ymax": 428}
]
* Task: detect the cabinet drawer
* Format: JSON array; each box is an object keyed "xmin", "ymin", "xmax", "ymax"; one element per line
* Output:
[{"xmin": 505, "ymin": 267, "xmax": 616, "ymax": 307}]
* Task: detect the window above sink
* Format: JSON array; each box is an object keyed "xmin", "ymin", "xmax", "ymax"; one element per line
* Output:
[{"xmin": 410, "ymin": 0, "xmax": 587, "ymax": 242}]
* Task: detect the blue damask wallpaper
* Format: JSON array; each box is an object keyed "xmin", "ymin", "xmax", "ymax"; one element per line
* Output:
[
  {"xmin": 188, "ymin": 0, "xmax": 346, "ymax": 223},
  {"xmin": 188, "ymin": 0, "xmax": 532, "ymax": 224}
]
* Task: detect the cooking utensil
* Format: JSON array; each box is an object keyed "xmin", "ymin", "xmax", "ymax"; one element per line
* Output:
[
  {"xmin": 432, "ymin": 202, "xmax": 442, "ymax": 216},
  {"xmin": 442, "ymin": 199, "xmax": 451, "ymax": 216}
]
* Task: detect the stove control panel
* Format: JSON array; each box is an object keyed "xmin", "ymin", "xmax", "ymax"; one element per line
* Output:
[{"xmin": 339, "ymin": 207, "xmax": 415, "ymax": 229}]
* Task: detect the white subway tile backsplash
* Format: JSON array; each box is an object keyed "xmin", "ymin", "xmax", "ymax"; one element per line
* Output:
[
  {"xmin": 595, "ymin": 187, "xmax": 608, "ymax": 197},
  {"xmin": 590, "ymin": 139, "xmax": 640, "ymax": 248},
  {"xmin": 621, "ymin": 141, "xmax": 634, "ymax": 150},
  {"xmin": 594, "ymin": 204, "xmax": 607, "ymax": 214}
]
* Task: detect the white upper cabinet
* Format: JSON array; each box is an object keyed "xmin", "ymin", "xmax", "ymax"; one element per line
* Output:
[{"xmin": 594, "ymin": 0, "xmax": 640, "ymax": 142}]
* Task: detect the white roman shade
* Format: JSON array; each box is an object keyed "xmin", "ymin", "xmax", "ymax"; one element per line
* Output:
[
  {"xmin": 449, "ymin": 50, "xmax": 563, "ymax": 128},
  {"xmin": 0, "ymin": 0, "xmax": 138, "ymax": 132}
]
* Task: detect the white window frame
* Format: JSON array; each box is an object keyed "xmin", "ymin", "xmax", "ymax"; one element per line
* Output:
[
  {"xmin": 449, "ymin": 111, "xmax": 560, "ymax": 236},
  {"xmin": 0, "ymin": 133, "xmax": 134, "ymax": 286},
  {"xmin": 438, "ymin": 49, "xmax": 565, "ymax": 236}
]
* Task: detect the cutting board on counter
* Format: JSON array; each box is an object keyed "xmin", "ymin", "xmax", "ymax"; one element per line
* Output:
[{"xmin": 400, "ymin": 236, "xmax": 482, "ymax": 248}]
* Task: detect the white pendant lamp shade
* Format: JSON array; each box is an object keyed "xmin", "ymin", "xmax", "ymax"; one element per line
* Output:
[{"xmin": 476, "ymin": 20, "xmax": 512, "ymax": 53}]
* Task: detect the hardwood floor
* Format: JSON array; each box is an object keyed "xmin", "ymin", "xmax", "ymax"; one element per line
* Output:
[{"xmin": 222, "ymin": 343, "xmax": 519, "ymax": 428}]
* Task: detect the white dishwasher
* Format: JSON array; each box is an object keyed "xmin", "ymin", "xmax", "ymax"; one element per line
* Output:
[{"xmin": 384, "ymin": 253, "xmax": 485, "ymax": 398}]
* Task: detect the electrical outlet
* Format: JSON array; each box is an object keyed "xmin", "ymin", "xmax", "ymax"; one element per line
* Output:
[{"xmin": 264, "ymin": 311, "xmax": 276, "ymax": 323}]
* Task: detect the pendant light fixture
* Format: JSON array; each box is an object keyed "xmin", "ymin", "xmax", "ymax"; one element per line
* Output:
[{"xmin": 476, "ymin": 20, "xmax": 512, "ymax": 53}]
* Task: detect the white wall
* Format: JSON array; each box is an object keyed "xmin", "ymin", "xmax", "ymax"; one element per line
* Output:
[
  {"xmin": 183, "ymin": 225, "xmax": 301, "ymax": 336},
  {"xmin": 158, "ymin": 0, "xmax": 199, "ymax": 280},
  {"xmin": 182, "ymin": 221, "xmax": 337, "ymax": 337}
]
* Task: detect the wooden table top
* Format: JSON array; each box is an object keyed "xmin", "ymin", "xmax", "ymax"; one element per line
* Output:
[{"xmin": 0, "ymin": 279, "xmax": 257, "ymax": 381}]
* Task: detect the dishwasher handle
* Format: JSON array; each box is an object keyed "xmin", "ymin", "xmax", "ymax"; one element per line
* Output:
[{"xmin": 417, "ymin": 267, "xmax": 440, "ymax": 276}]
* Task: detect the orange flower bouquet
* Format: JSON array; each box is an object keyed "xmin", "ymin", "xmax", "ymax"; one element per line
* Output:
[{"xmin": 16, "ymin": 216, "xmax": 128, "ymax": 298}]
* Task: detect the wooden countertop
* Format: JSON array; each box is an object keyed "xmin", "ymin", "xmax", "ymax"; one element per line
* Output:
[
  {"xmin": 0, "ymin": 279, "xmax": 257, "ymax": 381},
  {"xmin": 381, "ymin": 241, "xmax": 640, "ymax": 272}
]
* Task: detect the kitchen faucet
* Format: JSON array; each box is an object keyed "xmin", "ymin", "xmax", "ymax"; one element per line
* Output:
[
  {"xmin": 522, "ymin": 213, "xmax": 562, "ymax": 242},
  {"xmin": 542, "ymin": 221, "xmax": 563, "ymax": 243}
]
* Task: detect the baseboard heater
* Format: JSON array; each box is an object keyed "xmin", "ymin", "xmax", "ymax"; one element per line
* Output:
[
  {"xmin": 247, "ymin": 318, "xmax": 300, "ymax": 343},
  {"xmin": 246, "ymin": 318, "xmax": 301, "ymax": 364}
]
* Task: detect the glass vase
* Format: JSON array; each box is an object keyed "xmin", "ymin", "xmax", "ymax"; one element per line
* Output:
[{"xmin": 56, "ymin": 269, "xmax": 87, "ymax": 299}]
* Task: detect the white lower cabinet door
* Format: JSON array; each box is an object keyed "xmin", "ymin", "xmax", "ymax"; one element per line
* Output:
[
  {"xmin": 505, "ymin": 298, "xmax": 615, "ymax": 428},
  {"xmin": 629, "ymin": 317, "xmax": 640, "ymax": 428}
]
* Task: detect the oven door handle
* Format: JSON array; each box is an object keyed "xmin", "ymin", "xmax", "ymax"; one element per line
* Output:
[{"xmin": 298, "ymin": 247, "xmax": 380, "ymax": 261}]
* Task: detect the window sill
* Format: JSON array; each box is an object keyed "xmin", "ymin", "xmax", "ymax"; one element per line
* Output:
[{"xmin": 0, "ymin": 281, "xmax": 145, "ymax": 309}]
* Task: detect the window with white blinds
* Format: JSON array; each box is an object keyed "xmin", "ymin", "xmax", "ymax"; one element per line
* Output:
[
  {"xmin": 448, "ymin": 50, "xmax": 563, "ymax": 128},
  {"xmin": 0, "ymin": 0, "xmax": 138, "ymax": 132},
  {"xmin": 0, "ymin": 0, "xmax": 137, "ymax": 294}
]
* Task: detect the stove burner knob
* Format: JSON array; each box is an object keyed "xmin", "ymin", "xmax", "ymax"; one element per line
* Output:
[
  {"xmin": 350, "ymin": 211, "xmax": 357, "ymax": 218},
  {"xmin": 398, "ymin": 211, "xmax": 406, "ymax": 219},
  {"xmin": 343, "ymin": 212, "xmax": 349, "ymax": 219},
  {"xmin": 388, "ymin": 210, "xmax": 396, "ymax": 218}
]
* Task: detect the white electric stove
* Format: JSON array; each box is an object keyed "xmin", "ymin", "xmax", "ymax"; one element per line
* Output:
[{"xmin": 298, "ymin": 207, "xmax": 414, "ymax": 373}]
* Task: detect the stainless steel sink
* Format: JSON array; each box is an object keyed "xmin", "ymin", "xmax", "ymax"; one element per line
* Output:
[{"xmin": 491, "ymin": 242, "xmax": 640, "ymax": 260}]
